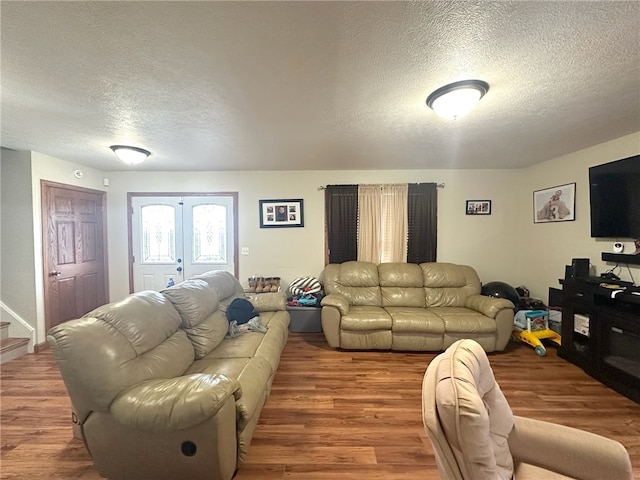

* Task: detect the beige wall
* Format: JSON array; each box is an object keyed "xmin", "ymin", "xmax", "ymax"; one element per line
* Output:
[
  {"xmin": 105, "ymin": 168, "xmax": 522, "ymax": 301},
  {"xmin": 517, "ymin": 132, "xmax": 640, "ymax": 301}
]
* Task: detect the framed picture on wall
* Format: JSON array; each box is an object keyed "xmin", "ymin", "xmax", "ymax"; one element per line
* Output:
[
  {"xmin": 533, "ymin": 182, "xmax": 575, "ymax": 223},
  {"xmin": 466, "ymin": 200, "xmax": 492, "ymax": 215},
  {"xmin": 259, "ymin": 199, "xmax": 304, "ymax": 228}
]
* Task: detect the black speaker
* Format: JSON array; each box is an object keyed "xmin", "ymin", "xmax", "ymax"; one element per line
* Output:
[
  {"xmin": 571, "ymin": 258, "xmax": 590, "ymax": 279},
  {"xmin": 564, "ymin": 265, "xmax": 573, "ymax": 279},
  {"xmin": 548, "ymin": 287, "xmax": 563, "ymax": 307}
]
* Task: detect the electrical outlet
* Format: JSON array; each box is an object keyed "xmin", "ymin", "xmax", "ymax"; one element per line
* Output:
[{"xmin": 241, "ymin": 247, "xmax": 249, "ymax": 255}]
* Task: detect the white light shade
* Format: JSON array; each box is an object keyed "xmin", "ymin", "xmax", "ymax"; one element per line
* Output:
[
  {"xmin": 426, "ymin": 80, "xmax": 489, "ymax": 120},
  {"xmin": 109, "ymin": 145, "xmax": 150, "ymax": 165}
]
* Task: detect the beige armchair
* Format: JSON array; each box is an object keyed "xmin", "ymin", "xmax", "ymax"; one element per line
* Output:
[{"xmin": 422, "ymin": 339, "xmax": 633, "ymax": 480}]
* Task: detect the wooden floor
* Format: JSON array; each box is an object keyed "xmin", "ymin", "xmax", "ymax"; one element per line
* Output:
[{"xmin": 1, "ymin": 333, "xmax": 639, "ymax": 479}]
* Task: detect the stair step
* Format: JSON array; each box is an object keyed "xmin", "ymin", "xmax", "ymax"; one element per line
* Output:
[
  {"xmin": 0, "ymin": 337, "xmax": 30, "ymax": 364},
  {"xmin": 0, "ymin": 322, "xmax": 9, "ymax": 342}
]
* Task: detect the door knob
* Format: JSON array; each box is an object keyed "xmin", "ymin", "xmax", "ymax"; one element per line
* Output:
[
  {"xmin": 176, "ymin": 266, "xmax": 183, "ymax": 272},
  {"xmin": 50, "ymin": 271, "xmax": 61, "ymax": 277}
]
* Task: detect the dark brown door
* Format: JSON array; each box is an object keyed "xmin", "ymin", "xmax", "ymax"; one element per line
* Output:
[{"xmin": 42, "ymin": 181, "xmax": 108, "ymax": 332}]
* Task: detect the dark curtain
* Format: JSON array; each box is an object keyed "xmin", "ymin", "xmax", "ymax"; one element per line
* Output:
[
  {"xmin": 407, "ymin": 183, "xmax": 438, "ymax": 263},
  {"xmin": 325, "ymin": 185, "xmax": 358, "ymax": 263}
]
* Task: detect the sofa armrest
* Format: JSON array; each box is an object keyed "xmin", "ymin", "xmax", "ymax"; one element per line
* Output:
[
  {"xmin": 509, "ymin": 415, "xmax": 633, "ymax": 480},
  {"xmin": 110, "ymin": 373, "xmax": 241, "ymax": 433},
  {"xmin": 465, "ymin": 294, "xmax": 513, "ymax": 318},
  {"xmin": 248, "ymin": 291, "xmax": 287, "ymax": 312},
  {"xmin": 321, "ymin": 293, "xmax": 350, "ymax": 315}
]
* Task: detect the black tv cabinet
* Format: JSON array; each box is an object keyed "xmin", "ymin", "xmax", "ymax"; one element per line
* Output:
[{"xmin": 559, "ymin": 278, "xmax": 640, "ymax": 403}]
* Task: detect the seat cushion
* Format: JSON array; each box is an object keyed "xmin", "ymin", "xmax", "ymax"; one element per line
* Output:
[
  {"xmin": 385, "ymin": 307, "xmax": 444, "ymax": 333},
  {"xmin": 514, "ymin": 462, "xmax": 573, "ymax": 479},
  {"xmin": 429, "ymin": 307, "xmax": 497, "ymax": 334},
  {"xmin": 341, "ymin": 305, "xmax": 392, "ymax": 331}
]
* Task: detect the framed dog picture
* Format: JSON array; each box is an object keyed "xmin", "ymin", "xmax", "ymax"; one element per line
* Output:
[
  {"xmin": 534, "ymin": 183, "xmax": 575, "ymax": 223},
  {"xmin": 259, "ymin": 199, "xmax": 304, "ymax": 228}
]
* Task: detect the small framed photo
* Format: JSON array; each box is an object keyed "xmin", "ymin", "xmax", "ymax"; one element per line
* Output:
[
  {"xmin": 534, "ymin": 183, "xmax": 575, "ymax": 223},
  {"xmin": 466, "ymin": 200, "xmax": 492, "ymax": 215},
  {"xmin": 259, "ymin": 199, "xmax": 304, "ymax": 228}
]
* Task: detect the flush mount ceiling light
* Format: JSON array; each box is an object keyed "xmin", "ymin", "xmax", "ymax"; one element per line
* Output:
[
  {"xmin": 109, "ymin": 145, "xmax": 151, "ymax": 165},
  {"xmin": 426, "ymin": 79, "xmax": 489, "ymax": 119}
]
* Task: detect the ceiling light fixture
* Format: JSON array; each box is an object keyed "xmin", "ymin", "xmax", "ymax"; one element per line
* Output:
[
  {"xmin": 109, "ymin": 145, "xmax": 151, "ymax": 165},
  {"xmin": 426, "ymin": 79, "xmax": 489, "ymax": 120}
]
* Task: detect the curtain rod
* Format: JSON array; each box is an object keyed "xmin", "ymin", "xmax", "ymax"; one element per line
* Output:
[{"xmin": 318, "ymin": 183, "xmax": 445, "ymax": 190}]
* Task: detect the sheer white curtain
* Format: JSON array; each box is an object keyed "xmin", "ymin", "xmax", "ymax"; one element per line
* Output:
[
  {"xmin": 381, "ymin": 184, "xmax": 408, "ymax": 262},
  {"xmin": 357, "ymin": 184, "xmax": 408, "ymax": 263},
  {"xmin": 357, "ymin": 185, "xmax": 381, "ymax": 263}
]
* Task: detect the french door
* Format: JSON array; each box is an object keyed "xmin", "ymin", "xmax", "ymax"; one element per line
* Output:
[{"xmin": 128, "ymin": 193, "xmax": 238, "ymax": 292}]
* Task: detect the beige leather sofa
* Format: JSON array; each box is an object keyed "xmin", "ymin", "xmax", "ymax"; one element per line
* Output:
[
  {"xmin": 320, "ymin": 261, "xmax": 514, "ymax": 351},
  {"xmin": 47, "ymin": 270, "xmax": 289, "ymax": 480}
]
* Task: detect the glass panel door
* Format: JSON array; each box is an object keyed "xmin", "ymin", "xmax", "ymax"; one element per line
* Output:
[{"xmin": 131, "ymin": 195, "xmax": 235, "ymax": 292}]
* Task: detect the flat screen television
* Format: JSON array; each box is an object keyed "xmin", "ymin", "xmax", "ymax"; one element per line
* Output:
[{"xmin": 589, "ymin": 154, "xmax": 640, "ymax": 238}]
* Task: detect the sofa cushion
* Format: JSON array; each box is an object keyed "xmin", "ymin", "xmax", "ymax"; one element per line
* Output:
[
  {"xmin": 378, "ymin": 262, "xmax": 424, "ymax": 287},
  {"xmin": 341, "ymin": 305, "xmax": 392, "ymax": 331},
  {"xmin": 381, "ymin": 287, "xmax": 426, "ymax": 308},
  {"xmin": 379, "ymin": 263, "xmax": 425, "ymax": 307},
  {"xmin": 247, "ymin": 291, "xmax": 288, "ymax": 312},
  {"xmin": 255, "ymin": 310, "xmax": 288, "ymax": 328},
  {"xmin": 421, "ymin": 263, "xmax": 481, "ymax": 307},
  {"xmin": 431, "ymin": 307, "xmax": 497, "ymax": 334},
  {"xmin": 341, "ymin": 329, "xmax": 392, "ymax": 349},
  {"xmin": 254, "ymin": 318, "xmax": 289, "ymax": 373},
  {"xmin": 83, "ymin": 290, "xmax": 184, "ymax": 355},
  {"xmin": 206, "ymin": 332, "xmax": 266, "ymax": 358},
  {"xmin": 162, "ymin": 279, "xmax": 219, "ymax": 328},
  {"xmin": 385, "ymin": 307, "xmax": 444, "ymax": 333},
  {"xmin": 327, "ymin": 261, "xmax": 382, "ymax": 306},
  {"xmin": 183, "ymin": 311, "xmax": 230, "ymax": 359},
  {"xmin": 193, "ymin": 270, "xmax": 246, "ymax": 310}
]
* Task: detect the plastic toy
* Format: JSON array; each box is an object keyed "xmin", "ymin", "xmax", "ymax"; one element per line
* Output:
[{"xmin": 512, "ymin": 310, "xmax": 561, "ymax": 356}]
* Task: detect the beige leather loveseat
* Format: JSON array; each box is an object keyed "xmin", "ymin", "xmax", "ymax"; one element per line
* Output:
[
  {"xmin": 47, "ymin": 270, "xmax": 289, "ymax": 480},
  {"xmin": 320, "ymin": 261, "xmax": 514, "ymax": 352}
]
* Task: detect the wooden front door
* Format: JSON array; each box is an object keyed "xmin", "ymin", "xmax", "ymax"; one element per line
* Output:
[{"xmin": 42, "ymin": 181, "xmax": 108, "ymax": 332}]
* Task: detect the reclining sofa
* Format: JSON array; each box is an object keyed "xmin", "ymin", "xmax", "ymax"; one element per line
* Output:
[
  {"xmin": 320, "ymin": 261, "xmax": 514, "ymax": 352},
  {"xmin": 47, "ymin": 270, "xmax": 290, "ymax": 480}
]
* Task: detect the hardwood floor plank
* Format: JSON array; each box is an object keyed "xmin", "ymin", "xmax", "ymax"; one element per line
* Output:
[
  {"xmin": 1, "ymin": 332, "xmax": 639, "ymax": 479},
  {"xmin": 244, "ymin": 445, "xmax": 378, "ymax": 465}
]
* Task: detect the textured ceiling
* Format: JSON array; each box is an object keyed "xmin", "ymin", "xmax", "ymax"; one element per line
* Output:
[{"xmin": 1, "ymin": 1, "xmax": 639, "ymax": 172}]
